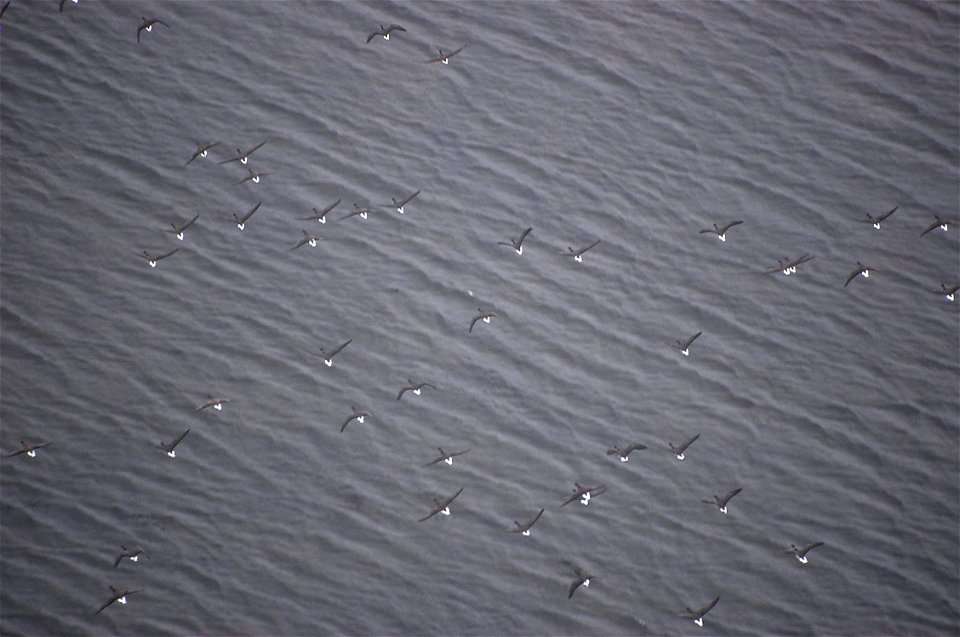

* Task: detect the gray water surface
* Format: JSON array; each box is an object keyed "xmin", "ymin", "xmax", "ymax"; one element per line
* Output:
[{"xmin": 1, "ymin": 1, "xmax": 958, "ymax": 635}]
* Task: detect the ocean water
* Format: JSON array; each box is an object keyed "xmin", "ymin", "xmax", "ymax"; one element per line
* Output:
[{"xmin": 1, "ymin": 1, "xmax": 958, "ymax": 635}]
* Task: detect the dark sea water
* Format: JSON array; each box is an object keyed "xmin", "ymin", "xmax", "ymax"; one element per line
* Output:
[{"xmin": 2, "ymin": 1, "xmax": 958, "ymax": 635}]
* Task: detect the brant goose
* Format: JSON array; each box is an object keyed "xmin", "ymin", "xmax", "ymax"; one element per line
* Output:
[
  {"xmin": 423, "ymin": 447, "xmax": 470, "ymax": 466},
  {"xmin": 291, "ymin": 230, "xmax": 318, "ymax": 251},
  {"xmin": 318, "ymin": 339, "xmax": 351, "ymax": 367},
  {"xmin": 498, "ymin": 226, "xmax": 532, "ymax": 255},
  {"xmin": 384, "ymin": 190, "xmax": 420, "ymax": 214},
  {"xmin": 469, "ymin": 308, "xmax": 496, "ymax": 333},
  {"xmin": 302, "ymin": 198, "xmax": 341, "ymax": 224},
  {"xmin": 843, "ymin": 262, "xmax": 878, "ymax": 287},
  {"xmin": 765, "ymin": 253, "xmax": 814, "ymax": 275},
  {"xmin": 185, "ymin": 142, "xmax": 220, "ymax": 166},
  {"xmin": 158, "ymin": 429, "xmax": 189, "ymax": 458},
  {"xmin": 418, "ymin": 487, "xmax": 464, "ymax": 521},
  {"xmin": 674, "ymin": 331, "xmax": 701, "ymax": 356},
  {"xmin": 669, "ymin": 433, "xmax": 700, "ymax": 460},
  {"xmin": 95, "ymin": 586, "xmax": 142, "ymax": 615},
  {"xmin": 219, "ymin": 141, "xmax": 266, "ymax": 165},
  {"xmin": 6, "ymin": 441, "xmax": 51, "ymax": 458},
  {"xmin": 236, "ymin": 168, "xmax": 269, "ymax": 185},
  {"xmin": 787, "ymin": 542, "xmax": 824, "ymax": 564},
  {"xmin": 339, "ymin": 407, "xmax": 370, "ymax": 433},
  {"xmin": 699, "ymin": 220, "xmax": 743, "ymax": 242},
  {"xmin": 367, "ymin": 23, "xmax": 406, "ymax": 43},
  {"xmin": 858, "ymin": 206, "xmax": 897, "ymax": 230},
  {"xmin": 562, "ymin": 239, "xmax": 601, "ymax": 262},
  {"xmin": 397, "ymin": 380, "xmax": 437, "ymax": 400},
  {"xmin": 137, "ymin": 17, "xmax": 167, "ymax": 43},
  {"xmin": 560, "ymin": 483, "xmax": 606, "ymax": 507},
  {"xmin": 921, "ymin": 215, "xmax": 953, "ymax": 236},
  {"xmin": 165, "ymin": 214, "xmax": 199, "ymax": 240},
  {"xmin": 228, "ymin": 201, "xmax": 261, "ymax": 231},
  {"xmin": 702, "ymin": 487, "xmax": 743, "ymax": 514},
  {"xmin": 607, "ymin": 442, "xmax": 647, "ymax": 462},
  {"xmin": 113, "ymin": 546, "xmax": 147, "ymax": 568},
  {"xmin": 508, "ymin": 508, "xmax": 544, "ymax": 536},
  {"xmin": 137, "ymin": 248, "xmax": 178, "ymax": 268},
  {"xmin": 680, "ymin": 596, "xmax": 719, "ymax": 627},
  {"xmin": 426, "ymin": 46, "xmax": 466, "ymax": 64},
  {"xmin": 195, "ymin": 397, "xmax": 229, "ymax": 412}
]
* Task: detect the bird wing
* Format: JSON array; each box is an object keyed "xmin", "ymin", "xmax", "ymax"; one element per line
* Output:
[
  {"xmin": 366, "ymin": 31, "xmax": 379, "ymax": 43},
  {"xmin": 681, "ymin": 331, "xmax": 702, "ymax": 349},
  {"xmin": 400, "ymin": 190, "xmax": 421, "ymax": 206},
  {"xmin": 578, "ymin": 239, "xmax": 601, "ymax": 254},
  {"xmin": 94, "ymin": 596, "xmax": 118, "ymax": 615},
  {"xmin": 339, "ymin": 415, "xmax": 356, "ymax": 433},
  {"xmin": 527, "ymin": 508, "xmax": 544, "ymax": 528},
  {"xmin": 468, "ymin": 316, "xmax": 481, "ymax": 333},
  {"xmin": 441, "ymin": 487, "xmax": 464, "ymax": 508},
  {"xmin": 311, "ymin": 198, "xmax": 341, "ymax": 218},
  {"xmin": 679, "ymin": 433, "xmax": 701, "ymax": 452},
  {"xmin": 243, "ymin": 141, "xmax": 266, "ymax": 157},
  {"xmin": 155, "ymin": 248, "xmax": 179, "ymax": 261},
  {"xmin": 567, "ymin": 579, "xmax": 582, "ymax": 599},
  {"xmin": 517, "ymin": 227, "xmax": 533, "ymax": 245},
  {"xmin": 920, "ymin": 220, "xmax": 941, "ymax": 236},
  {"xmin": 800, "ymin": 541, "xmax": 825, "ymax": 556},
  {"xmin": 328, "ymin": 339, "xmax": 352, "ymax": 358},
  {"xmin": 720, "ymin": 488, "xmax": 742, "ymax": 505},
  {"xmin": 241, "ymin": 202, "xmax": 262, "ymax": 222},
  {"xmin": 170, "ymin": 429, "xmax": 190, "ymax": 450}
]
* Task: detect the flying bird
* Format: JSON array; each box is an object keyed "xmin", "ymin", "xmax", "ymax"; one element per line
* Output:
[
  {"xmin": 606, "ymin": 442, "xmax": 647, "ymax": 462},
  {"xmin": 302, "ymin": 198, "xmax": 341, "ymax": 224},
  {"xmin": 680, "ymin": 596, "xmax": 719, "ymax": 627},
  {"xmin": 423, "ymin": 447, "xmax": 470, "ymax": 467},
  {"xmin": 6, "ymin": 441, "xmax": 51, "ymax": 458},
  {"xmin": 318, "ymin": 339, "xmax": 352, "ymax": 367},
  {"xmin": 291, "ymin": 230, "xmax": 318, "ymax": 251},
  {"xmin": 367, "ymin": 23, "xmax": 406, "ymax": 43},
  {"xmin": 921, "ymin": 215, "xmax": 953, "ymax": 236},
  {"xmin": 702, "ymin": 487, "xmax": 743, "ymax": 514},
  {"xmin": 94, "ymin": 586, "xmax": 142, "ymax": 615},
  {"xmin": 157, "ymin": 429, "xmax": 190, "ymax": 458},
  {"xmin": 932, "ymin": 283, "xmax": 960, "ymax": 301},
  {"xmin": 787, "ymin": 542, "xmax": 824, "ymax": 564},
  {"xmin": 136, "ymin": 248, "xmax": 178, "ymax": 268},
  {"xmin": 228, "ymin": 201, "xmax": 261, "ymax": 231},
  {"xmin": 674, "ymin": 331, "xmax": 702, "ymax": 356},
  {"xmin": 562, "ymin": 239, "xmax": 601, "ymax": 262},
  {"xmin": 113, "ymin": 546, "xmax": 148, "ymax": 568},
  {"xmin": 185, "ymin": 142, "xmax": 220, "ymax": 166},
  {"xmin": 425, "ymin": 46, "xmax": 466, "ymax": 64},
  {"xmin": 236, "ymin": 168, "xmax": 269, "ymax": 185},
  {"xmin": 669, "ymin": 433, "xmax": 700, "ymax": 460},
  {"xmin": 218, "ymin": 141, "xmax": 267, "ymax": 165},
  {"xmin": 338, "ymin": 407, "xmax": 370, "ymax": 433},
  {"xmin": 165, "ymin": 213, "xmax": 199, "ymax": 240},
  {"xmin": 699, "ymin": 220, "xmax": 743, "ymax": 242},
  {"xmin": 397, "ymin": 379, "xmax": 437, "ymax": 400},
  {"xmin": 857, "ymin": 206, "xmax": 897, "ymax": 230},
  {"xmin": 137, "ymin": 17, "xmax": 168, "ymax": 43},
  {"xmin": 418, "ymin": 487, "xmax": 464, "ymax": 522},
  {"xmin": 508, "ymin": 508, "xmax": 544, "ymax": 536},
  {"xmin": 384, "ymin": 190, "xmax": 420, "ymax": 214},
  {"xmin": 498, "ymin": 226, "xmax": 532, "ymax": 255},
  {"xmin": 340, "ymin": 203, "xmax": 375, "ymax": 221},
  {"xmin": 560, "ymin": 483, "xmax": 606, "ymax": 507},
  {"xmin": 469, "ymin": 308, "xmax": 497, "ymax": 333},
  {"xmin": 843, "ymin": 261, "xmax": 878, "ymax": 287},
  {"xmin": 765, "ymin": 253, "xmax": 814, "ymax": 276},
  {"xmin": 195, "ymin": 397, "xmax": 229, "ymax": 412}
]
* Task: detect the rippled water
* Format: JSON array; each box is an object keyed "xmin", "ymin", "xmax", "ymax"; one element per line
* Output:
[{"xmin": 2, "ymin": 1, "xmax": 958, "ymax": 635}]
